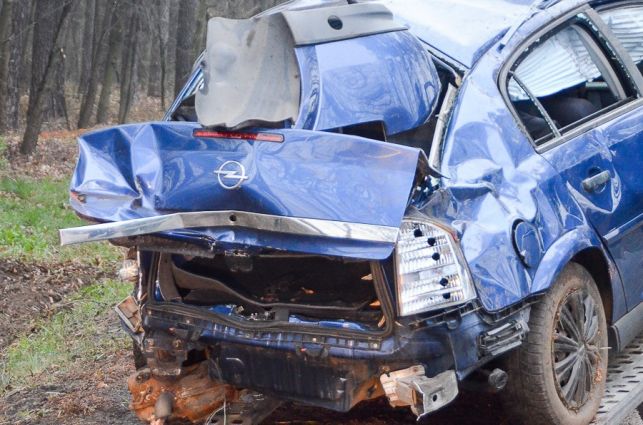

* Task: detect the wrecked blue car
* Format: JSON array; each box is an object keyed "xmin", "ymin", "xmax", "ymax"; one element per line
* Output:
[{"xmin": 61, "ymin": 0, "xmax": 643, "ymax": 424}]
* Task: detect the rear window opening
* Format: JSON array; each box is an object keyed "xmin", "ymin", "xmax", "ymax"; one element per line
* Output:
[
  {"xmin": 169, "ymin": 44, "xmax": 460, "ymax": 155},
  {"xmin": 153, "ymin": 253, "xmax": 387, "ymax": 333},
  {"xmin": 172, "ymin": 94, "xmax": 197, "ymax": 122}
]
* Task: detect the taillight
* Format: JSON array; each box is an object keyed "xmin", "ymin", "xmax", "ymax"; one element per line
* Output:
[
  {"xmin": 193, "ymin": 129, "xmax": 284, "ymax": 143},
  {"xmin": 395, "ymin": 218, "xmax": 476, "ymax": 316}
]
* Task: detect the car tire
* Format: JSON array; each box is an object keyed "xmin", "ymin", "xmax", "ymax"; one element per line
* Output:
[{"xmin": 501, "ymin": 262, "xmax": 608, "ymax": 425}]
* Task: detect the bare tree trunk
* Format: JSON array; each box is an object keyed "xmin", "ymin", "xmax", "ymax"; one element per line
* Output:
[
  {"xmin": 20, "ymin": 0, "xmax": 73, "ymax": 155},
  {"xmin": 77, "ymin": 0, "xmax": 118, "ymax": 128},
  {"xmin": 4, "ymin": 0, "xmax": 30, "ymax": 130},
  {"xmin": 147, "ymin": 0, "xmax": 169, "ymax": 108},
  {"xmin": 166, "ymin": 0, "xmax": 179, "ymax": 98},
  {"xmin": 174, "ymin": 0, "xmax": 196, "ymax": 97},
  {"xmin": 17, "ymin": 0, "xmax": 35, "ymax": 96},
  {"xmin": 96, "ymin": 6, "xmax": 124, "ymax": 124},
  {"xmin": 117, "ymin": 5, "xmax": 140, "ymax": 123},
  {"xmin": 0, "ymin": 0, "xmax": 13, "ymax": 130},
  {"xmin": 147, "ymin": 29, "xmax": 161, "ymax": 97},
  {"xmin": 51, "ymin": 53, "xmax": 68, "ymax": 121},
  {"xmin": 77, "ymin": 0, "xmax": 95, "ymax": 96},
  {"xmin": 137, "ymin": 12, "xmax": 152, "ymax": 98},
  {"xmin": 192, "ymin": 0, "xmax": 207, "ymax": 60},
  {"xmin": 63, "ymin": 1, "xmax": 81, "ymax": 87},
  {"xmin": 159, "ymin": 0, "xmax": 170, "ymax": 110},
  {"xmin": 28, "ymin": 0, "xmax": 68, "ymax": 122}
]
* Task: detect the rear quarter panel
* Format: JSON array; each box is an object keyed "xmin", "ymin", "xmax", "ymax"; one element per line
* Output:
[{"xmin": 433, "ymin": 45, "xmax": 627, "ymax": 320}]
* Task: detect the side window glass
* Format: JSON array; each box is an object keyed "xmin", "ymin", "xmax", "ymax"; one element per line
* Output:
[
  {"xmin": 508, "ymin": 25, "xmax": 622, "ymax": 144},
  {"xmin": 599, "ymin": 6, "xmax": 643, "ymax": 77}
]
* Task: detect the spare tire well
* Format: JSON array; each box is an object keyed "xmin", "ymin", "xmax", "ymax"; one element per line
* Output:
[{"xmin": 571, "ymin": 249, "xmax": 613, "ymax": 324}]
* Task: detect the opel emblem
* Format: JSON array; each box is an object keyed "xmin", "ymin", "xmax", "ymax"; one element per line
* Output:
[{"xmin": 214, "ymin": 160, "xmax": 248, "ymax": 190}]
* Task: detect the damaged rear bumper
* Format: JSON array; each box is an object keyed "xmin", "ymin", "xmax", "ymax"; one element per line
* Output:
[
  {"xmin": 59, "ymin": 210, "xmax": 399, "ymax": 246},
  {"xmin": 121, "ymin": 291, "xmax": 527, "ymax": 415}
]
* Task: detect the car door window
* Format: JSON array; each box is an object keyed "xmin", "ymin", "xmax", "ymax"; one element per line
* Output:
[
  {"xmin": 507, "ymin": 24, "xmax": 624, "ymax": 144},
  {"xmin": 599, "ymin": 5, "xmax": 643, "ymax": 76}
]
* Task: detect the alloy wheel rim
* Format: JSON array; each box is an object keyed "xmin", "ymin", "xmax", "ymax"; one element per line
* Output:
[{"xmin": 552, "ymin": 288, "xmax": 601, "ymax": 409}]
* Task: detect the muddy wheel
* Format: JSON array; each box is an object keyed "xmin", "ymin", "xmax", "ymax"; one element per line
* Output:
[{"xmin": 502, "ymin": 263, "xmax": 608, "ymax": 425}]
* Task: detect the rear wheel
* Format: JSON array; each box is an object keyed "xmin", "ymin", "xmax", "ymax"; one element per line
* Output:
[{"xmin": 502, "ymin": 263, "xmax": 608, "ymax": 425}]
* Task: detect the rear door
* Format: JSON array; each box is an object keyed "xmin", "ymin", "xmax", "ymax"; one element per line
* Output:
[
  {"xmin": 505, "ymin": 14, "xmax": 639, "ymax": 310},
  {"xmin": 593, "ymin": 4, "xmax": 643, "ymax": 310}
]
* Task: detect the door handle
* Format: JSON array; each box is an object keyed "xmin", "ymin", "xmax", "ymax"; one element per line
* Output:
[{"xmin": 582, "ymin": 170, "xmax": 611, "ymax": 192}]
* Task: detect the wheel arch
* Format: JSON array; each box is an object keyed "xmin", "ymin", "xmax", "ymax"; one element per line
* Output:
[
  {"xmin": 531, "ymin": 226, "xmax": 627, "ymax": 324},
  {"xmin": 571, "ymin": 248, "xmax": 614, "ymax": 324}
]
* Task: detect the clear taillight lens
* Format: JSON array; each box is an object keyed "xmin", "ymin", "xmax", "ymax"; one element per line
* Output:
[{"xmin": 395, "ymin": 219, "xmax": 476, "ymax": 316}]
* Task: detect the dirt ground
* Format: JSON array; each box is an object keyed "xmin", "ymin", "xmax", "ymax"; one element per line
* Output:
[{"xmin": 0, "ymin": 259, "xmax": 108, "ymax": 348}]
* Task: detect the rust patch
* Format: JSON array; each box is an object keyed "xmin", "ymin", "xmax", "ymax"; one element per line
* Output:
[{"xmin": 128, "ymin": 362, "xmax": 237, "ymax": 423}]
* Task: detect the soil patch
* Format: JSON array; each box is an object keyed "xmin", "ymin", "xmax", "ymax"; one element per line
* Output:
[
  {"xmin": 0, "ymin": 345, "xmax": 138, "ymax": 425},
  {"xmin": 0, "ymin": 258, "xmax": 108, "ymax": 350},
  {"xmin": 2, "ymin": 131, "xmax": 83, "ymax": 181}
]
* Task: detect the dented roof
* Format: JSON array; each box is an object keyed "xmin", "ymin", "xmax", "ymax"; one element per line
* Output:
[{"xmin": 271, "ymin": 0, "xmax": 614, "ymax": 68}]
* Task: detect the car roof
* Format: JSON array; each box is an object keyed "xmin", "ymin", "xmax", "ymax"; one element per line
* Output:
[
  {"xmin": 374, "ymin": 0, "xmax": 537, "ymax": 67},
  {"xmin": 377, "ymin": 0, "xmax": 584, "ymax": 68},
  {"xmin": 276, "ymin": 0, "xmax": 602, "ymax": 68}
]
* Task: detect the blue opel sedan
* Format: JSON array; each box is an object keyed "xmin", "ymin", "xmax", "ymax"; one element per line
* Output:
[{"xmin": 61, "ymin": 0, "xmax": 642, "ymax": 424}]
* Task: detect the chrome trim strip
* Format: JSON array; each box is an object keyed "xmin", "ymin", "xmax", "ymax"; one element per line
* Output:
[
  {"xmin": 59, "ymin": 210, "xmax": 400, "ymax": 246},
  {"xmin": 428, "ymin": 83, "xmax": 457, "ymax": 176}
]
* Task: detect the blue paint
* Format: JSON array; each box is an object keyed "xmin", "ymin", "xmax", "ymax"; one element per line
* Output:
[
  {"xmin": 295, "ymin": 31, "xmax": 440, "ymax": 135},
  {"xmin": 71, "ymin": 122, "xmax": 421, "ymax": 260}
]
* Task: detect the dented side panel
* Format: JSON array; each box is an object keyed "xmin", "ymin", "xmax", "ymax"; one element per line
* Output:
[{"xmin": 435, "ymin": 37, "xmax": 628, "ymax": 318}]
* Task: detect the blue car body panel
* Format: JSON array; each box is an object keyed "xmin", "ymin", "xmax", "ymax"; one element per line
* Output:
[
  {"xmin": 590, "ymin": 110, "xmax": 643, "ymax": 310},
  {"xmin": 434, "ymin": 57, "xmax": 588, "ymax": 312},
  {"xmin": 294, "ymin": 30, "xmax": 440, "ymax": 134},
  {"xmin": 429, "ymin": 4, "xmax": 636, "ymax": 317},
  {"xmin": 71, "ymin": 122, "xmax": 422, "ymax": 260}
]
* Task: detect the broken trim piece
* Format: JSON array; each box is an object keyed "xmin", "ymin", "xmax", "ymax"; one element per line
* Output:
[
  {"xmin": 380, "ymin": 366, "xmax": 458, "ymax": 418},
  {"xmin": 59, "ymin": 210, "xmax": 400, "ymax": 246}
]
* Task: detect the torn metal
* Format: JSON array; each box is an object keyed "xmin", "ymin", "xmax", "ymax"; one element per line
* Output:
[{"xmin": 380, "ymin": 366, "xmax": 458, "ymax": 418}]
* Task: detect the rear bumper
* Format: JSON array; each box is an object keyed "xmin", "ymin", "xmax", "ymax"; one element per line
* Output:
[
  {"xmin": 59, "ymin": 210, "xmax": 399, "ymax": 246},
  {"xmin": 135, "ymin": 302, "xmax": 528, "ymax": 412}
]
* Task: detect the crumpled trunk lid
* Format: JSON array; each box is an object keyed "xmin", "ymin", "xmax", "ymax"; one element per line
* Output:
[{"xmin": 63, "ymin": 122, "xmax": 423, "ymax": 259}]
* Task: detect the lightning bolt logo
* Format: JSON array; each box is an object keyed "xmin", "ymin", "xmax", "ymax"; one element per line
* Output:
[{"xmin": 214, "ymin": 161, "xmax": 249, "ymax": 190}]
